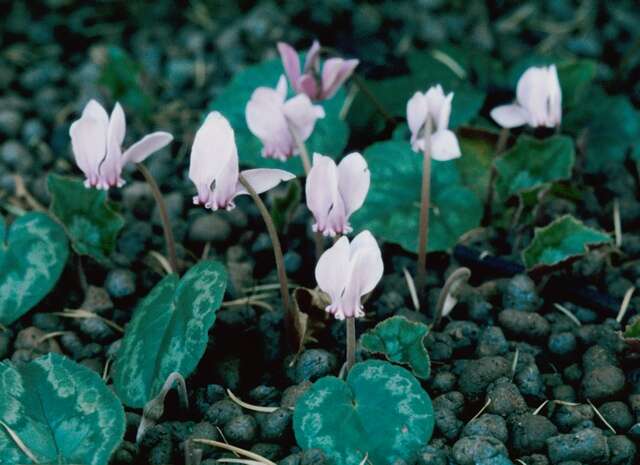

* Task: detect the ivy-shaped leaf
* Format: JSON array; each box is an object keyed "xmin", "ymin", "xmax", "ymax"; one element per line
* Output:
[
  {"xmin": 522, "ymin": 215, "xmax": 611, "ymax": 270},
  {"xmin": 294, "ymin": 360, "xmax": 434, "ymax": 465},
  {"xmin": 351, "ymin": 140, "xmax": 482, "ymax": 253},
  {"xmin": 210, "ymin": 56, "xmax": 349, "ymax": 175},
  {"xmin": 113, "ymin": 260, "xmax": 227, "ymax": 408},
  {"xmin": 495, "ymin": 135, "xmax": 575, "ymax": 198},
  {"xmin": 361, "ymin": 316, "xmax": 430, "ymax": 380},
  {"xmin": 48, "ymin": 174, "xmax": 125, "ymax": 265},
  {"xmin": 0, "ymin": 212, "xmax": 69, "ymax": 325},
  {"xmin": 0, "ymin": 353, "xmax": 125, "ymax": 465}
]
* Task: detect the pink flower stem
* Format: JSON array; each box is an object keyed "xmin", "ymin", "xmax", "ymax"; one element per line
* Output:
[
  {"xmin": 346, "ymin": 316, "xmax": 356, "ymax": 372},
  {"xmin": 416, "ymin": 117, "xmax": 433, "ymax": 287},
  {"xmin": 137, "ymin": 163, "xmax": 179, "ymax": 274},
  {"xmin": 237, "ymin": 174, "xmax": 295, "ymax": 347},
  {"xmin": 482, "ymin": 128, "xmax": 510, "ymax": 225}
]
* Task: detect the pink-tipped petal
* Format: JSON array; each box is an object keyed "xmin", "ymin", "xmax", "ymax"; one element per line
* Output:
[
  {"xmin": 306, "ymin": 153, "xmax": 339, "ymax": 234},
  {"xmin": 277, "ymin": 42, "xmax": 301, "ymax": 90},
  {"xmin": 303, "ymin": 40, "xmax": 321, "ymax": 74},
  {"xmin": 235, "ymin": 168, "xmax": 295, "ymax": 197},
  {"xmin": 490, "ymin": 104, "xmax": 529, "ymax": 128},
  {"xmin": 123, "ymin": 132, "xmax": 173, "ymax": 164},
  {"xmin": 320, "ymin": 58, "xmax": 359, "ymax": 100},
  {"xmin": 431, "ymin": 130, "xmax": 462, "ymax": 161},
  {"xmin": 337, "ymin": 152, "xmax": 369, "ymax": 218},
  {"xmin": 99, "ymin": 102, "xmax": 126, "ymax": 188},
  {"xmin": 298, "ymin": 74, "xmax": 319, "ymax": 100},
  {"xmin": 315, "ymin": 236, "xmax": 351, "ymax": 306},
  {"xmin": 341, "ymin": 230, "xmax": 383, "ymax": 318},
  {"xmin": 246, "ymin": 85, "xmax": 293, "ymax": 159}
]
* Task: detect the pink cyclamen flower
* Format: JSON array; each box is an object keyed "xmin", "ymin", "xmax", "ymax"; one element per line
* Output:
[
  {"xmin": 189, "ymin": 112, "xmax": 296, "ymax": 211},
  {"xmin": 306, "ymin": 152, "xmax": 370, "ymax": 237},
  {"xmin": 278, "ymin": 40, "xmax": 359, "ymax": 101},
  {"xmin": 407, "ymin": 85, "xmax": 461, "ymax": 161},
  {"xmin": 315, "ymin": 230, "xmax": 383, "ymax": 320},
  {"xmin": 69, "ymin": 100, "xmax": 173, "ymax": 189},
  {"xmin": 491, "ymin": 65, "xmax": 562, "ymax": 128},
  {"xmin": 246, "ymin": 75, "xmax": 325, "ymax": 161}
]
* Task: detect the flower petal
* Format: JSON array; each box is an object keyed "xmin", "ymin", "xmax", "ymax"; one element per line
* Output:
[
  {"xmin": 431, "ymin": 129, "xmax": 462, "ymax": 161},
  {"xmin": 407, "ymin": 92, "xmax": 428, "ymax": 152},
  {"xmin": 306, "ymin": 153, "xmax": 339, "ymax": 234},
  {"xmin": 99, "ymin": 102, "xmax": 126, "ymax": 188},
  {"xmin": 235, "ymin": 168, "xmax": 295, "ymax": 197},
  {"xmin": 320, "ymin": 58, "xmax": 359, "ymax": 100},
  {"xmin": 341, "ymin": 231, "xmax": 383, "ymax": 317},
  {"xmin": 246, "ymin": 85, "xmax": 292, "ymax": 159},
  {"xmin": 315, "ymin": 236, "xmax": 351, "ymax": 306},
  {"xmin": 303, "ymin": 40, "xmax": 321, "ymax": 74},
  {"xmin": 298, "ymin": 74, "xmax": 319, "ymax": 100},
  {"xmin": 69, "ymin": 117, "xmax": 105, "ymax": 186},
  {"xmin": 123, "ymin": 132, "xmax": 173, "ymax": 164},
  {"xmin": 277, "ymin": 42, "xmax": 301, "ymax": 90},
  {"xmin": 283, "ymin": 94, "xmax": 325, "ymax": 142},
  {"xmin": 490, "ymin": 104, "xmax": 529, "ymax": 128},
  {"xmin": 337, "ymin": 152, "xmax": 369, "ymax": 218}
]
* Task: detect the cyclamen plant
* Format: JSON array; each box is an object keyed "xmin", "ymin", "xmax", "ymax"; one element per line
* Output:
[
  {"xmin": 278, "ymin": 40, "xmax": 359, "ymax": 101},
  {"xmin": 406, "ymin": 85, "xmax": 461, "ymax": 283},
  {"xmin": 305, "ymin": 152, "xmax": 370, "ymax": 237},
  {"xmin": 315, "ymin": 230, "xmax": 383, "ymax": 371}
]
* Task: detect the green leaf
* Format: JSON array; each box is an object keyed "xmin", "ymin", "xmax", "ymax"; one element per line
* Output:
[
  {"xmin": 361, "ymin": 316, "xmax": 431, "ymax": 380},
  {"xmin": 293, "ymin": 360, "xmax": 434, "ymax": 465},
  {"xmin": 48, "ymin": 174, "xmax": 125, "ymax": 265},
  {"xmin": 113, "ymin": 260, "xmax": 227, "ymax": 408},
  {"xmin": 495, "ymin": 135, "xmax": 575, "ymax": 198},
  {"xmin": 209, "ymin": 57, "xmax": 349, "ymax": 176},
  {"xmin": 457, "ymin": 132, "xmax": 497, "ymax": 200},
  {"xmin": 0, "ymin": 353, "xmax": 125, "ymax": 465},
  {"xmin": 99, "ymin": 46, "xmax": 152, "ymax": 117},
  {"xmin": 0, "ymin": 212, "xmax": 69, "ymax": 325},
  {"xmin": 564, "ymin": 90, "xmax": 640, "ymax": 173},
  {"xmin": 625, "ymin": 320, "xmax": 640, "ymax": 339},
  {"xmin": 522, "ymin": 215, "xmax": 611, "ymax": 270},
  {"xmin": 351, "ymin": 140, "xmax": 482, "ymax": 253}
]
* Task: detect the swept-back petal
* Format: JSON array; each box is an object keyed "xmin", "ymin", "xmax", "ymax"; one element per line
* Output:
[
  {"xmin": 69, "ymin": 117, "xmax": 106, "ymax": 186},
  {"xmin": 337, "ymin": 152, "xmax": 369, "ymax": 218},
  {"xmin": 123, "ymin": 132, "xmax": 173, "ymax": 164},
  {"xmin": 407, "ymin": 92, "xmax": 428, "ymax": 151},
  {"xmin": 320, "ymin": 58, "xmax": 359, "ymax": 100},
  {"xmin": 490, "ymin": 104, "xmax": 529, "ymax": 128},
  {"xmin": 303, "ymin": 40, "xmax": 321, "ymax": 74},
  {"xmin": 235, "ymin": 168, "xmax": 295, "ymax": 197},
  {"xmin": 99, "ymin": 102, "xmax": 126, "ymax": 188},
  {"xmin": 340, "ymin": 231, "xmax": 383, "ymax": 318},
  {"xmin": 246, "ymin": 85, "xmax": 291, "ymax": 159},
  {"xmin": 283, "ymin": 94, "xmax": 325, "ymax": 142},
  {"xmin": 431, "ymin": 129, "xmax": 462, "ymax": 161},
  {"xmin": 277, "ymin": 42, "xmax": 301, "ymax": 89},
  {"xmin": 306, "ymin": 153, "xmax": 339, "ymax": 233},
  {"xmin": 315, "ymin": 236, "xmax": 351, "ymax": 305}
]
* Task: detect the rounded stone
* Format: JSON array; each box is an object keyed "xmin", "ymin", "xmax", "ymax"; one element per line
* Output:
[
  {"xmin": 458, "ymin": 356, "xmax": 511, "ymax": 400},
  {"xmin": 462, "ymin": 414, "xmax": 508, "ymax": 443},
  {"xmin": 452, "ymin": 435, "xmax": 508, "ymax": 465},
  {"xmin": 257, "ymin": 408, "xmax": 292, "ymax": 442},
  {"xmin": 509, "ymin": 413, "xmax": 557, "ymax": 455},
  {"xmin": 105, "ymin": 269, "xmax": 136, "ymax": 298},
  {"xmin": 546, "ymin": 428, "xmax": 609, "ymax": 464},
  {"xmin": 204, "ymin": 399, "xmax": 242, "ymax": 426},
  {"xmin": 223, "ymin": 414, "xmax": 257, "ymax": 444},
  {"xmin": 502, "ymin": 274, "xmax": 541, "ymax": 312},
  {"xmin": 548, "ymin": 332, "xmax": 577, "ymax": 356},
  {"xmin": 498, "ymin": 310, "xmax": 550, "ymax": 341},
  {"xmin": 581, "ymin": 365, "xmax": 625, "ymax": 400}
]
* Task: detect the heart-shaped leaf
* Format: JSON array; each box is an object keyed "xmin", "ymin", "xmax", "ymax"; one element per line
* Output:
[
  {"xmin": 113, "ymin": 260, "xmax": 227, "ymax": 407},
  {"xmin": 0, "ymin": 353, "xmax": 125, "ymax": 465},
  {"xmin": 0, "ymin": 212, "xmax": 69, "ymax": 325},
  {"xmin": 361, "ymin": 316, "xmax": 431, "ymax": 379},
  {"xmin": 48, "ymin": 174, "xmax": 125, "ymax": 265},
  {"xmin": 294, "ymin": 360, "xmax": 434, "ymax": 465},
  {"xmin": 523, "ymin": 215, "xmax": 611, "ymax": 270},
  {"xmin": 495, "ymin": 135, "xmax": 575, "ymax": 198},
  {"xmin": 209, "ymin": 56, "xmax": 349, "ymax": 175},
  {"xmin": 351, "ymin": 140, "xmax": 482, "ymax": 253}
]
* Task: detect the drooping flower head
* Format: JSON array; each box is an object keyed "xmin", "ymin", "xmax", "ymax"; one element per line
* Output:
[
  {"xmin": 69, "ymin": 100, "xmax": 173, "ymax": 189},
  {"xmin": 189, "ymin": 112, "xmax": 295, "ymax": 211},
  {"xmin": 306, "ymin": 152, "xmax": 370, "ymax": 237},
  {"xmin": 278, "ymin": 40, "xmax": 359, "ymax": 101},
  {"xmin": 491, "ymin": 65, "xmax": 562, "ymax": 129},
  {"xmin": 407, "ymin": 85, "xmax": 461, "ymax": 160},
  {"xmin": 315, "ymin": 230, "xmax": 384, "ymax": 320},
  {"xmin": 246, "ymin": 75, "xmax": 325, "ymax": 161}
]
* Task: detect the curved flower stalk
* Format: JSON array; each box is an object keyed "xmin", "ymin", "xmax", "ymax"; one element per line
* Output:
[
  {"xmin": 407, "ymin": 85, "xmax": 461, "ymax": 160},
  {"xmin": 70, "ymin": 100, "xmax": 173, "ymax": 189},
  {"xmin": 278, "ymin": 40, "xmax": 359, "ymax": 101},
  {"xmin": 190, "ymin": 112, "xmax": 296, "ymax": 211},
  {"xmin": 246, "ymin": 75, "xmax": 325, "ymax": 165},
  {"xmin": 189, "ymin": 112, "xmax": 298, "ymax": 347},
  {"xmin": 406, "ymin": 85, "xmax": 461, "ymax": 286},
  {"xmin": 491, "ymin": 65, "xmax": 562, "ymax": 129},
  {"xmin": 315, "ymin": 230, "xmax": 383, "ymax": 371},
  {"xmin": 305, "ymin": 152, "xmax": 370, "ymax": 237}
]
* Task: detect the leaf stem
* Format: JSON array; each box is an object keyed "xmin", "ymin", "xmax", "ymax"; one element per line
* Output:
[
  {"xmin": 482, "ymin": 128, "xmax": 510, "ymax": 225},
  {"xmin": 136, "ymin": 163, "xmax": 178, "ymax": 274},
  {"xmin": 238, "ymin": 174, "xmax": 295, "ymax": 347},
  {"xmin": 416, "ymin": 117, "xmax": 433, "ymax": 286},
  {"xmin": 346, "ymin": 317, "xmax": 356, "ymax": 372}
]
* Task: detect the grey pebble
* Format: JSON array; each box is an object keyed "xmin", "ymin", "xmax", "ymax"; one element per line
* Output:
[
  {"xmin": 462, "ymin": 414, "xmax": 508, "ymax": 443},
  {"xmin": 458, "ymin": 356, "xmax": 511, "ymax": 400},
  {"xmin": 546, "ymin": 427, "xmax": 609, "ymax": 464},
  {"xmin": 452, "ymin": 435, "xmax": 508, "ymax": 465}
]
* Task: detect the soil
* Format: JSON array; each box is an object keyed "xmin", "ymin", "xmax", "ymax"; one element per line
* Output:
[{"xmin": 2, "ymin": 2, "xmax": 640, "ymax": 465}]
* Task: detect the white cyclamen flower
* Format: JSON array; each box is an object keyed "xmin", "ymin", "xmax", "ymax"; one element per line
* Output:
[
  {"xmin": 491, "ymin": 65, "xmax": 562, "ymax": 128},
  {"xmin": 406, "ymin": 85, "xmax": 461, "ymax": 160}
]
